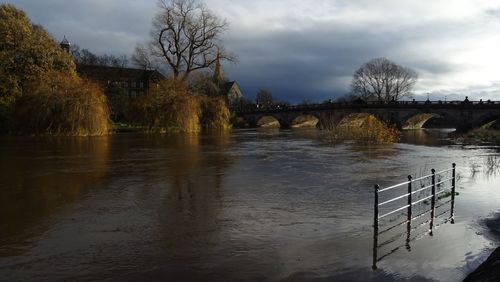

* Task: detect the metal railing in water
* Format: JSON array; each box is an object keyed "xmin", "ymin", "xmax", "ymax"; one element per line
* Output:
[{"xmin": 372, "ymin": 163, "xmax": 456, "ymax": 270}]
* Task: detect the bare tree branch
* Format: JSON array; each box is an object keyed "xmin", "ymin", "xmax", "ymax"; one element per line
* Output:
[
  {"xmin": 350, "ymin": 58, "xmax": 417, "ymax": 102},
  {"xmin": 149, "ymin": 0, "xmax": 234, "ymax": 80},
  {"xmin": 131, "ymin": 43, "xmax": 158, "ymax": 70}
]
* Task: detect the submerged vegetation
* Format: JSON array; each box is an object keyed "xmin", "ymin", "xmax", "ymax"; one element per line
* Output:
[
  {"xmin": 130, "ymin": 78, "xmax": 200, "ymax": 133},
  {"xmin": 456, "ymin": 128, "xmax": 500, "ymax": 144},
  {"xmin": 453, "ymin": 120, "xmax": 500, "ymax": 144},
  {"xmin": 325, "ymin": 114, "xmax": 400, "ymax": 144},
  {"xmin": 200, "ymin": 96, "xmax": 231, "ymax": 131},
  {"xmin": 129, "ymin": 77, "xmax": 230, "ymax": 133}
]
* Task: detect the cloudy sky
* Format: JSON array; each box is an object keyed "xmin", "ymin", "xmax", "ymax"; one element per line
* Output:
[{"xmin": 9, "ymin": 0, "xmax": 500, "ymax": 103}]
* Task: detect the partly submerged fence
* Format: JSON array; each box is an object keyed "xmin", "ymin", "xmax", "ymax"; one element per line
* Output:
[{"xmin": 372, "ymin": 164, "xmax": 456, "ymax": 270}]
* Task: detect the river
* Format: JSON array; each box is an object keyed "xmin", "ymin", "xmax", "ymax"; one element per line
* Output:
[{"xmin": 0, "ymin": 129, "xmax": 499, "ymax": 281}]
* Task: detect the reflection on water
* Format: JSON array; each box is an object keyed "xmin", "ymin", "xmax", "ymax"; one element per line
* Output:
[
  {"xmin": 0, "ymin": 137, "xmax": 110, "ymax": 255},
  {"xmin": 401, "ymin": 129, "xmax": 456, "ymax": 146},
  {"xmin": 158, "ymin": 133, "xmax": 234, "ymax": 274},
  {"xmin": 0, "ymin": 130, "xmax": 499, "ymax": 281},
  {"xmin": 373, "ymin": 165, "xmax": 457, "ymax": 270}
]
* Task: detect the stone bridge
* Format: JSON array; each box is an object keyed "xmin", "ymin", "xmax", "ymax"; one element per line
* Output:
[{"xmin": 238, "ymin": 100, "xmax": 500, "ymax": 131}]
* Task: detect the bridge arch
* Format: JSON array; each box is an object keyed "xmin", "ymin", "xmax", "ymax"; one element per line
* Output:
[
  {"xmin": 337, "ymin": 113, "xmax": 387, "ymax": 128},
  {"xmin": 290, "ymin": 114, "xmax": 320, "ymax": 129},
  {"xmin": 403, "ymin": 113, "xmax": 441, "ymax": 129},
  {"xmin": 474, "ymin": 113, "xmax": 500, "ymax": 129},
  {"xmin": 402, "ymin": 112, "xmax": 458, "ymax": 130},
  {"xmin": 256, "ymin": 115, "xmax": 281, "ymax": 128}
]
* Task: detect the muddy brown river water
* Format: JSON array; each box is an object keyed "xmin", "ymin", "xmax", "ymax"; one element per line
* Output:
[{"xmin": 0, "ymin": 129, "xmax": 499, "ymax": 281}]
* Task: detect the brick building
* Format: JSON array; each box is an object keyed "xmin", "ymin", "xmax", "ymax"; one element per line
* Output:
[{"xmin": 76, "ymin": 64, "xmax": 164, "ymax": 98}]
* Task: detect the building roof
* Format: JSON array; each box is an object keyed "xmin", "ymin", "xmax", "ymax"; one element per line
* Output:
[
  {"xmin": 223, "ymin": 81, "xmax": 237, "ymax": 94},
  {"xmin": 60, "ymin": 36, "xmax": 70, "ymax": 46},
  {"xmin": 76, "ymin": 64, "xmax": 164, "ymax": 83}
]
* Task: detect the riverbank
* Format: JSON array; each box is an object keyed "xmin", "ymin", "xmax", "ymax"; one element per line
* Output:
[
  {"xmin": 454, "ymin": 121, "xmax": 500, "ymax": 145},
  {"xmin": 464, "ymin": 246, "xmax": 500, "ymax": 281}
]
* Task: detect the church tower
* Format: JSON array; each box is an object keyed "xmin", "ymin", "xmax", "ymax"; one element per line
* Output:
[
  {"xmin": 60, "ymin": 36, "xmax": 71, "ymax": 53},
  {"xmin": 212, "ymin": 52, "xmax": 225, "ymax": 87}
]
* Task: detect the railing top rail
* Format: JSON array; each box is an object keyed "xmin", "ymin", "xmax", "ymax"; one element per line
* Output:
[
  {"xmin": 434, "ymin": 167, "xmax": 454, "ymax": 175},
  {"xmin": 378, "ymin": 176, "xmax": 454, "ymax": 208},
  {"xmin": 378, "ymin": 167, "xmax": 454, "ymax": 193},
  {"xmin": 410, "ymin": 168, "xmax": 453, "ymax": 182},
  {"xmin": 410, "ymin": 174, "xmax": 432, "ymax": 183}
]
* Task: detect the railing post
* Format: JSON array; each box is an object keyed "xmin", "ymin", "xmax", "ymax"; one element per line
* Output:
[
  {"xmin": 406, "ymin": 175, "xmax": 412, "ymax": 251},
  {"xmin": 450, "ymin": 163, "xmax": 456, "ymax": 224},
  {"xmin": 372, "ymin": 184, "xmax": 379, "ymax": 270},
  {"xmin": 430, "ymin": 169, "xmax": 436, "ymax": 236}
]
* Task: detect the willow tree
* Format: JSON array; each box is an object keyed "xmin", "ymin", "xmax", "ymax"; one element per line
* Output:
[
  {"xmin": 351, "ymin": 58, "xmax": 417, "ymax": 102},
  {"xmin": 0, "ymin": 4, "xmax": 110, "ymax": 135},
  {"xmin": 149, "ymin": 0, "xmax": 233, "ymax": 79},
  {"xmin": 12, "ymin": 71, "xmax": 110, "ymax": 136}
]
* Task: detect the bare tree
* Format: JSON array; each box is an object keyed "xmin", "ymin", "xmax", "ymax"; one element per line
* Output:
[
  {"xmin": 131, "ymin": 43, "xmax": 158, "ymax": 70},
  {"xmin": 351, "ymin": 58, "xmax": 417, "ymax": 102},
  {"xmin": 256, "ymin": 89, "xmax": 273, "ymax": 108},
  {"xmin": 150, "ymin": 0, "xmax": 233, "ymax": 80}
]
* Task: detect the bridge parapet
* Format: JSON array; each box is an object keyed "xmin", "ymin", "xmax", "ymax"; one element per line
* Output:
[{"xmin": 237, "ymin": 100, "xmax": 500, "ymax": 115}]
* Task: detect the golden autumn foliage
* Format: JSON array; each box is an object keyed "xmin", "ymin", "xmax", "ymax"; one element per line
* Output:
[
  {"xmin": 328, "ymin": 113, "xmax": 400, "ymax": 144},
  {"xmin": 11, "ymin": 71, "xmax": 110, "ymax": 136},
  {"xmin": 0, "ymin": 5, "xmax": 233, "ymax": 135},
  {"xmin": 0, "ymin": 4, "xmax": 109, "ymax": 136},
  {"xmin": 130, "ymin": 77, "xmax": 230, "ymax": 133},
  {"xmin": 0, "ymin": 4, "xmax": 75, "ymax": 100},
  {"xmin": 200, "ymin": 95, "xmax": 231, "ymax": 131},
  {"xmin": 130, "ymin": 78, "xmax": 201, "ymax": 132}
]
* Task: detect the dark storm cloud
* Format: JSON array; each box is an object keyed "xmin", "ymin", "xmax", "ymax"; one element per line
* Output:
[
  {"xmin": 222, "ymin": 22, "xmax": 463, "ymax": 102},
  {"xmin": 223, "ymin": 28, "xmax": 391, "ymax": 101},
  {"xmin": 6, "ymin": 0, "xmax": 500, "ymax": 103}
]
